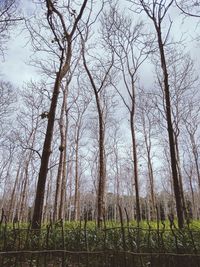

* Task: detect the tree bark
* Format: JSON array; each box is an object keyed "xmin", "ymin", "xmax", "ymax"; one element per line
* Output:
[
  {"xmin": 74, "ymin": 129, "xmax": 80, "ymax": 221},
  {"xmin": 53, "ymin": 87, "xmax": 67, "ymax": 222},
  {"xmin": 82, "ymin": 52, "xmax": 108, "ymax": 227},
  {"xmin": 31, "ymin": 73, "xmax": 62, "ymax": 229},
  {"xmin": 130, "ymin": 110, "xmax": 141, "ymax": 223},
  {"xmin": 156, "ymin": 25, "xmax": 184, "ymax": 228},
  {"xmin": 31, "ymin": 0, "xmax": 88, "ymax": 229},
  {"xmin": 58, "ymin": 114, "xmax": 68, "ymax": 221},
  {"xmin": 8, "ymin": 163, "xmax": 21, "ymax": 222},
  {"xmin": 97, "ymin": 111, "xmax": 106, "ymax": 227}
]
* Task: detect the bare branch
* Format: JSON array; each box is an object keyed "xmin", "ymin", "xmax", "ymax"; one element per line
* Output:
[{"xmin": 175, "ymin": 0, "xmax": 200, "ymax": 18}]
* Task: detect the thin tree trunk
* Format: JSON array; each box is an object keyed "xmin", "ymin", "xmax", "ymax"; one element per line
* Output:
[
  {"xmin": 147, "ymin": 153, "xmax": 156, "ymax": 220},
  {"xmin": 82, "ymin": 54, "xmax": 107, "ymax": 228},
  {"xmin": 187, "ymin": 169, "xmax": 197, "ymax": 219},
  {"xmin": 53, "ymin": 87, "xmax": 67, "ymax": 222},
  {"xmin": 96, "ymin": 110, "xmax": 106, "ymax": 227},
  {"xmin": 0, "ymin": 159, "xmax": 13, "ymax": 219},
  {"xmin": 174, "ymin": 136, "xmax": 187, "ymax": 219},
  {"xmin": 130, "ymin": 110, "xmax": 141, "ymax": 223},
  {"xmin": 156, "ymin": 26, "xmax": 184, "ymax": 228},
  {"xmin": 58, "ymin": 105, "xmax": 68, "ymax": 221},
  {"xmin": 8, "ymin": 163, "xmax": 21, "ymax": 222},
  {"xmin": 68, "ymin": 161, "xmax": 73, "ymax": 222},
  {"xmin": 43, "ymin": 167, "xmax": 54, "ymax": 223},
  {"xmin": 190, "ymin": 133, "xmax": 200, "ymax": 191},
  {"xmin": 74, "ymin": 135, "xmax": 80, "ymax": 221},
  {"xmin": 142, "ymin": 115, "xmax": 156, "ymax": 220},
  {"xmin": 19, "ymin": 160, "xmax": 29, "ymax": 222}
]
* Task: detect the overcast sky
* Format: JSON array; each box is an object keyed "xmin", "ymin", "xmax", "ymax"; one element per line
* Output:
[
  {"xmin": 1, "ymin": 1, "xmax": 200, "ymax": 88},
  {"xmin": 1, "ymin": 0, "xmax": 39, "ymax": 87}
]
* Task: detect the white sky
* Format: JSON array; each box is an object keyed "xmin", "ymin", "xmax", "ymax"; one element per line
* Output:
[
  {"xmin": 1, "ymin": 33, "xmax": 38, "ymax": 86},
  {"xmin": 1, "ymin": 1, "xmax": 200, "ymax": 87},
  {"xmin": 0, "ymin": 0, "xmax": 200, "ymax": 196},
  {"xmin": 1, "ymin": 0, "xmax": 39, "ymax": 87}
]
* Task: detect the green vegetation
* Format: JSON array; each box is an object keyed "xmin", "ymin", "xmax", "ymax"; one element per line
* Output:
[
  {"xmin": 1, "ymin": 220, "xmax": 200, "ymax": 266},
  {"xmin": 1, "ymin": 220, "xmax": 200, "ymax": 253}
]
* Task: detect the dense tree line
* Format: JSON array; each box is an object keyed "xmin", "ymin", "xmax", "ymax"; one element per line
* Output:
[{"xmin": 0, "ymin": 0, "xmax": 200, "ymax": 229}]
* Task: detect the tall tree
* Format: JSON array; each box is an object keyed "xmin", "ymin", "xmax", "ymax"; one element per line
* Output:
[
  {"xmin": 31, "ymin": 0, "xmax": 88, "ymax": 229},
  {"xmin": 102, "ymin": 5, "xmax": 152, "ymax": 222},
  {"xmin": 71, "ymin": 89, "xmax": 91, "ymax": 221},
  {"xmin": 81, "ymin": 28, "xmax": 114, "ymax": 226},
  {"xmin": 131, "ymin": 0, "xmax": 184, "ymax": 228},
  {"xmin": 138, "ymin": 91, "xmax": 157, "ymax": 220}
]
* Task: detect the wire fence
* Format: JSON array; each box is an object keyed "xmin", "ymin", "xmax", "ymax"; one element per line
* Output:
[{"xmin": 0, "ymin": 220, "xmax": 200, "ymax": 266}]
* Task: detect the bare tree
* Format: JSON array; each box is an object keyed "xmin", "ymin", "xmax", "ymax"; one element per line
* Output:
[
  {"xmin": 30, "ymin": 0, "xmax": 89, "ymax": 229},
  {"xmin": 81, "ymin": 26, "xmax": 115, "ymax": 226},
  {"xmin": 0, "ymin": 81, "xmax": 16, "ymax": 139},
  {"xmin": 175, "ymin": 0, "xmax": 200, "ymax": 17},
  {"xmin": 138, "ymin": 91, "xmax": 158, "ymax": 220},
  {"xmin": 53, "ymin": 81, "xmax": 69, "ymax": 222},
  {"xmin": 70, "ymin": 89, "xmax": 91, "ymax": 221},
  {"xmin": 183, "ymin": 101, "xmax": 200, "ymax": 192},
  {"xmin": 130, "ymin": 0, "xmax": 184, "ymax": 228},
  {"xmin": 101, "ymin": 4, "xmax": 153, "ymax": 222},
  {"xmin": 6, "ymin": 82, "xmax": 48, "ymax": 222},
  {"xmin": 0, "ymin": 0, "xmax": 22, "ymax": 57}
]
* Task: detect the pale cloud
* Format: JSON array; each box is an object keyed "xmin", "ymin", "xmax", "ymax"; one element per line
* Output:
[
  {"xmin": 1, "ymin": 0, "xmax": 200, "ymax": 88},
  {"xmin": 1, "ymin": 0, "xmax": 40, "ymax": 86},
  {"xmin": 1, "ymin": 30, "xmax": 38, "ymax": 87}
]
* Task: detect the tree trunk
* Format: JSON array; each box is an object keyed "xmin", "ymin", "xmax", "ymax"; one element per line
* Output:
[
  {"xmin": 147, "ymin": 151, "xmax": 156, "ymax": 220},
  {"xmin": 53, "ymin": 87, "xmax": 67, "ymax": 222},
  {"xmin": 8, "ymin": 163, "xmax": 21, "ymax": 222},
  {"xmin": 19, "ymin": 160, "xmax": 29, "ymax": 222},
  {"xmin": 190, "ymin": 133, "xmax": 200, "ymax": 191},
  {"xmin": 58, "ymin": 103, "xmax": 68, "ymax": 221},
  {"xmin": 74, "ymin": 133, "xmax": 80, "ymax": 221},
  {"xmin": 130, "ymin": 109, "xmax": 141, "ymax": 223},
  {"xmin": 97, "ymin": 106, "xmax": 106, "ymax": 227},
  {"xmin": 187, "ymin": 168, "xmax": 197, "ymax": 219},
  {"xmin": 42, "ymin": 170, "xmax": 52, "ymax": 223},
  {"xmin": 174, "ymin": 135, "xmax": 187, "ymax": 219},
  {"xmin": 82, "ymin": 54, "xmax": 107, "ymax": 228},
  {"xmin": 142, "ymin": 115, "xmax": 156, "ymax": 220},
  {"xmin": 31, "ymin": 73, "xmax": 61, "ymax": 229},
  {"xmin": 156, "ymin": 26, "xmax": 184, "ymax": 228}
]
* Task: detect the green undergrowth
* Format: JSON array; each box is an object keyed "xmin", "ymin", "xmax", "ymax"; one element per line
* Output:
[{"xmin": 1, "ymin": 220, "xmax": 200, "ymax": 254}]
